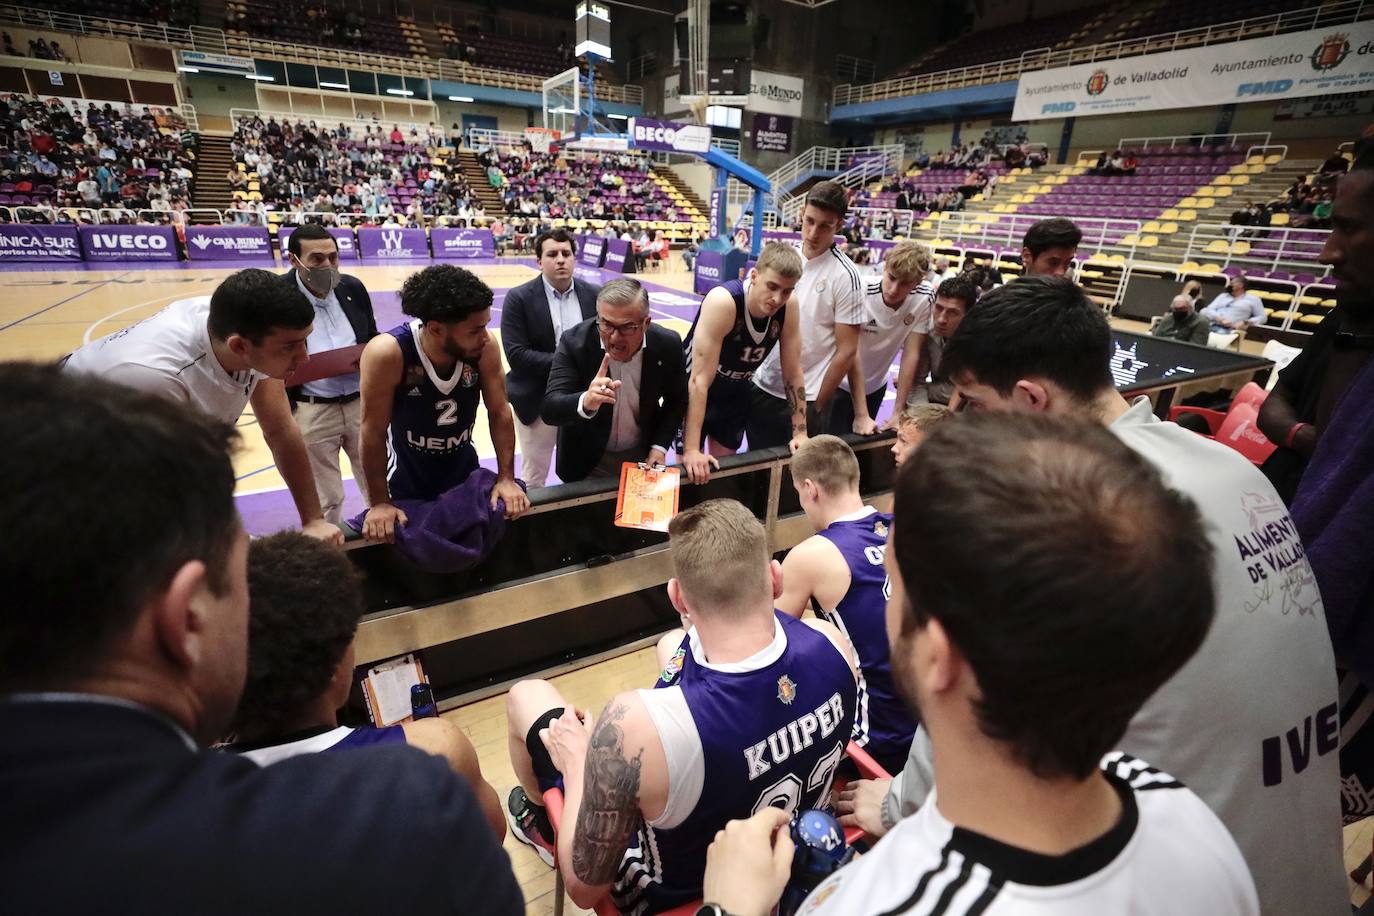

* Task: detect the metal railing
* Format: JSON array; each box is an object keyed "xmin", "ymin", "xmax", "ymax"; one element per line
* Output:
[
  {"xmin": 1184, "ymin": 222, "xmax": 1332, "ymax": 272},
  {"xmin": 728, "ymin": 143, "xmax": 905, "ymax": 208},
  {"xmin": 834, "ymin": 54, "xmax": 875, "ymax": 84},
  {"xmin": 1118, "ymin": 132, "xmax": 1273, "ymax": 150},
  {"xmin": 777, "ymin": 149, "xmax": 903, "ymax": 225},
  {"xmin": 232, "ymin": 108, "xmax": 445, "ymax": 137},
  {"xmin": 0, "ymin": 204, "xmax": 225, "ymax": 225},
  {"xmin": 0, "ymin": 4, "xmax": 644, "ymax": 105},
  {"xmin": 920, "ymin": 211, "xmax": 1143, "ymax": 261},
  {"xmin": 850, "ymin": 205, "xmax": 916, "ymax": 239},
  {"xmin": 833, "ymin": 0, "xmax": 1370, "ymax": 106}
]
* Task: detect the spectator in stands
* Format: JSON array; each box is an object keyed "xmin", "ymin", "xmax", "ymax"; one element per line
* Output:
[
  {"xmin": 542, "ymin": 279, "xmax": 688, "ymax": 482},
  {"xmin": 749, "ymin": 181, "xmax": 865, "ymax": 448},
  {"xmin": 501, "ymin": 229, "xmax": 600, "ymax": 488},
  {"xmin": 0, "ymin": 364, "xmax": 523, "ymax": 915},
  {"xmin": 226, "ymin": 531, "xmax": 505, "ymax": 838},
  {"xmin": 282, "ymin": 223, "xmax": 377, "ymax": 526},
  {"xmin": 1091, "ymin": 151, "xmax": 1109, "ymax": 175},
  {"xmin": 858, "ymin": 276, "xmax": 1345, "ymax": 915},
  {"xmin": 1, "ymin": 33, "xmax": 15, "ymax": 56},
  {"xmin": 901, "ymin": 275, "xmax": 977, "ymax": 407},
  {"xmin": 1020, "ymin": 216, "xmax": 1081, "ymax": 277},
  {"xmin": 504, "ymin": 498, "xmax": 857, "ymax": 911},
  {"xmin": 890, "ymin": 402, "xmax": 952, "ymax": 466},
  {"xmin": 682, "ymin": 229, "xmax": 701, "ymax": 271},
  {"xmin": 1320, "ymin": 149, "xmax": 1350, "ymax": 178},
  {"xmin": 1201, "ymin": 275, "xmax": 1265, "ymax": 333},
  {"xmin": 1121, "ymin": 150, "xmax": 1138, "ymax": 175},
  {"xmin": 702, "ymin": 412, "xmax": 1258, "ymax": 916},
  {"xmin": 358, "ymin": 265, "xmax": 528, "ymax": 543},
  {"xmin": 1152, "ymin": 279, "xmax": 1209, "ymax": 345}
]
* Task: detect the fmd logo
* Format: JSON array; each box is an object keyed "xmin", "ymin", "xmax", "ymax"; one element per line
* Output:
[
  {"xmin": 1042, "ymin": 101, "xmax": 1076, "ymax": 114},
  {"xmin": 1311, "ymin": 33, "xmax": 1350, "ymax": 71},
  {"xmin": 1237, "ymin": 79, "xmax": 1293, "ymax": 97},
  {"xmin": 1086, "ymin": 69, "xmax": 1109, "ymax": 96}
]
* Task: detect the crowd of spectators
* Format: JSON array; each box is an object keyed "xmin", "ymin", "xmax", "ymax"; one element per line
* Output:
[
  {"xmin": 0, "ymin": 94, "xmax": 194, "ymax": 224},
  {"xmin": 1089, "ymin": 149, "xmax": 1139, "ymax": 176},
  {"xmin": 233, "ymin": 0, "xmax": 366, "ymax": 48},
  {"xmin": 475, "ymin": 146, "xmax": 686, "ymax": 224},
  {"xmin": 2, "ymin": 33, "xmax": 71, "ymax": 61}
]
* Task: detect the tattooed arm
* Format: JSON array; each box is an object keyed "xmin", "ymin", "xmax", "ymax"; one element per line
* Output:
[
  {"xmin": 778, "ymin": 293, "xmax": 809, "ymax": 452},
  {"xmin": 552, "ymin": 691, "xmax": 668, "ymax": 908}
]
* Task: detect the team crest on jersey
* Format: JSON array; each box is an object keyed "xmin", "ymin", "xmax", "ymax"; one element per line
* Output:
[
  {"xmin": 777, "ymin": 674, "xmax": 797, "ymax": 705},
  {"xmin": 808, "ymin": 883, "xmax": 839, "ymax": 907},
  {"xmin": 459, "ymin": 363, "xmax": 477, "ymax": 387},
  {"xmin": 403, "ymin": 365, "xmax": 426, "ymax": 387},
  {"xmin": 658, "ymin": 646, "xmax": 686, "ymax": 684},
  {"xmin": 903, "ymin": 314, "xmax": 915, "ymax": 326},
  {"xmin": 873, "ymin": 519, "xmax": 888, "ymax": 538}
]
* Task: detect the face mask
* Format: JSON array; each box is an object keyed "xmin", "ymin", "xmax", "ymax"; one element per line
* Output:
[
  {"xmin": 1173, "ymin": 309, "xmax": 1191, "ymax": 321},
  {"xmin": 296, "ymin": 260, "xmax": 340, "ymax": 295}
]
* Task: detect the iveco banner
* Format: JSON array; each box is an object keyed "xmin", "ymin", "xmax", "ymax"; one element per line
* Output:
[
  {"xmin": 1013, "ymin": 25, "xmax": 1374, "ymax": 121},
  {"xmin": 79, "ymin": 225, "xmax": 179, "ymax": 262}
]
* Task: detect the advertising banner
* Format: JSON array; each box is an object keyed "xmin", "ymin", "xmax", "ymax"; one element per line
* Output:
[
  {"xmin": 278, "ymin": 226, "xmax": 358, "ymax": 259},
  {"xmin": 694, "ymin": 250, "xmax": 724, "ymax": 295},
  {"xmin": 579, "ymin": 233, "xmax": 606, "ymax": 267},
  {"xmin": 867, "ymin": 239, "xmax": 897, "ymax": 261},
  {"xmin": 709, "ymin": 186, "xmax": 723, "ymax": 235},
  {"xmin": 430, "ymin": 227, "xmax": 496, "ymax": 259},
  {"xmin": 751, "ymin": 113, "xmax": 794, "ymax": 153},
  {"xmin": 177, "ymin": 50, "xmax": 254, "ymax": 75},
  {"xmin": 749, "ymin": 68, "xmax": 805, "ymax": 118},
  {"xmin": 357, "ymin": 226, "xmax": 429, "ymax": 259},
  {"xmin": 1013, "ymin": 26, "xmax": 1374, "ymax": 121},
  {"xmin": 629, "ymin": 117, "xmax": 712, "ymax": 154},
  {"xmin": 762, "ymin": 230, "xmax": 801, "ymax": 244},
  {"xmin": 78, "ymin": 225, "xmax": 178, "ymax": 261},
  {"xmin": 0, "ymin": 224, "xmax": 80, "ymax": 262},
  {"xmin": 185, "ymin": 225, "xmax": 274, "ymax": 261},
  {"xmin": 1275, "ymin": 89, "xmax": 1374, "ymax": 119},
  {"xmin": 604, "ymin": 237, "xmax": 634, "ymax": 273}
]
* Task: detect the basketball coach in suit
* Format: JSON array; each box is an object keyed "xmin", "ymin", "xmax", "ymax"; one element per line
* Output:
[
  {"xmin": 541, "ymin": 278, "xmax": 688, "ymax": 483},
  {"xmin": 0, "ymin": 363, "xmax": 522, "ymax": 915},
  {"xmin": 284, "ymin": 222, "xmax": 379, "ymax": 524},
  {"xmin": 500, "ymin": 228, "xmax": 599, "ymax": 487}
]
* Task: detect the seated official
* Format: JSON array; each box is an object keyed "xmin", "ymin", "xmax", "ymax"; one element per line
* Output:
[
  {"xmin": 502, "ymin": 499, "xmax": 858, "ymax": 913},
  {"xmin": 834, "ymin": 241, "xmax": 933, "ymax": 436},
  {"xmin": 891, "ymin": 402, "xmax": 952, "ymax": 466},
  {"xmin": 902, "ymin": 275, "xmax": 978, "ymax": 406},
  {"xmin": 0, "ymin": 364, "xmax": 522, "ymax": 915},
  {"xmin": 500, "ymin": 228, "xmax": 600, "ymax": 488},
  {"xmin": 63, "ymin": 268, "xmax": 341, "ymax": 544},
  {"xmin": 541, "ymin": 279, "xmax": 689, "ymax": 482},
  {"xmin": 1152, "ymin": 282, "xmax": 1210, "ymax": 346},
  {"xmin": 680, "ymin": 241, "xmax": 808, "ymax": 484},
  {"xmin": 777, "ymin": 436, "xmax": 915, "ymax": 774},
  {"xmin": 1201, "ymin": 275, "xmax": 1266, "ymax": 333},
  {"xmin": 701, "ymin": 413, "xmax": 1258, "ymax": 916},
  {"xmin": 358, "ymin": 264, "xmax": 529, "ymax": 543},
  {"xmin": 224, "ymin": 531, "xmax": 504, "ymax": 839}
]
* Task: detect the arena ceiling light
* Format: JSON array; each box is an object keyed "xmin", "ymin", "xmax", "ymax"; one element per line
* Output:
[
  {"xmin": 448, "ymin": 95, "xmax": 474, "ymax": 102},
  {"xmin": 320, "ymin": 80, "xmax": 350, "ymax": 90},
  {"xmin": 245, "ymin": 74, "xmax": 275, "ymax": 81},
  {"xmin": 176, "ymin": 65, "xmax": 199, "ymax": 73},
  {"xmin": 386, "ymin": 88, "xmax": 415, "ymax": 96},
  {"xmin": 606, "ymin": 113, "xmax": 628, "ymax": 120}
]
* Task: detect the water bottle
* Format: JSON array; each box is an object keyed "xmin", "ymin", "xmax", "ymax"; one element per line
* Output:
[
  {"xmin": 777, "ymin": 809, "xmax": 849, "ymax": 916},
  {"xmin": 410, "ymin": 682, "xmax": 438, "ymax": 719}
]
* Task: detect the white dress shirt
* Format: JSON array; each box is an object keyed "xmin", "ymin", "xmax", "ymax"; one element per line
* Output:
[
  {"xmin": 576, "ymin": 342, "xmax": 669, "ymax": 455},
  {"xmin": 543, "ymin": 277, "xmax": 582, "ymax": 340},
  {"xmin": 295, "ymin": 273, "xmax": 359, "ymax": 398}
]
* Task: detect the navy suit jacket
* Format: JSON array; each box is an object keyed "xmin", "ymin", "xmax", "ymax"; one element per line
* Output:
[
  {"xmin": 0, "ymin": 699, "xmax": 522, "ymax": 915},
  {"xmin": 500, "ymin": 274, "xmax": 600, "ymax": 425},
  {"xmin": 284, "ymin": 268, "xmax": 378, "ymax": 402},
  {"xmin": 541, "ymin": 318, "xmax": 688, "ymax": 483}
]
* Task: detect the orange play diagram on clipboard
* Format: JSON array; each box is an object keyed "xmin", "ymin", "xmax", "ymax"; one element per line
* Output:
[{"xmin": 614, "ymin": 463, "xmax": 681, "ymax": 532}]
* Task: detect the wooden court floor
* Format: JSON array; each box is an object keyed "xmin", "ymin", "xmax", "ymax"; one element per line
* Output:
[{"xmin": 4, "ymin": 260, "xmax": 1363, "ymax": 911}]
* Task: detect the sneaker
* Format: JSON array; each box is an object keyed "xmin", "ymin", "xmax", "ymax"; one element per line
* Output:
[{"xmin": 507, "ymin": 786, "xmax": 556, "ymax": 867}]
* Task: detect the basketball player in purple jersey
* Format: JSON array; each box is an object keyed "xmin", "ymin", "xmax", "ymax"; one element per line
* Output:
[
  {"xmin": 357, "ymin": 265, "xmax": 529, "ymax": 542},
  {"xmin": 503, "ymin": 499, "xmax": 858, "ymax": 915},
  {"xmin": 778, "ymin": 435, "xmax": 915, "ymax": 775}
]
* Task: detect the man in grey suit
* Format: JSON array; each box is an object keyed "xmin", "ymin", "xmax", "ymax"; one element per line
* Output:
[{"xmin": 500, "ymin": 228, "xmax": 600, "ymax": 486}]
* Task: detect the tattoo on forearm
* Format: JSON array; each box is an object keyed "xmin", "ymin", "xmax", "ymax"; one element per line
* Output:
[
  {"xmin": 571, "ymin": 703, "xmax": 644, "ymax": 885},
  {"xmin": 784, "ymin": 383, "xmax": 806, "ymax": 416}
]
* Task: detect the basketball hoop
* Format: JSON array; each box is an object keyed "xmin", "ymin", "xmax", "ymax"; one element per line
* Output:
[
  {"xmin": 524, "ymin": 127, "xmax": 560, "ymax": 154},
  {"xmin": 683, "ymin": 95, "xmax": 710, "ymax": 127}
]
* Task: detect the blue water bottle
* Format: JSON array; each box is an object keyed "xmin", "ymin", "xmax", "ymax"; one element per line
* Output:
[
  {"xmin": 777, "ymin": 809, "xmax": 849, "ymax": 916},
  {"xmin": 410, "ymin": 682, "xmax": 438, "ymax": 719}
]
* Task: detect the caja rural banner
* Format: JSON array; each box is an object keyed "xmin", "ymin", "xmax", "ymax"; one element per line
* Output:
[
  {"xmin": 1013, "ymin": 25, "xmax": 1374, "ymax": 121},
  {"xmin": 185, "ymin": 225, "xmax": 274, "ymax": 260}
]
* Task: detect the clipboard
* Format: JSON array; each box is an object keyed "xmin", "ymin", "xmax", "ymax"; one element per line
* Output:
[
  {"xmin": 614, "ymin": 463, "xmax": 681, "ymax": 532},
  {"xmin": 359, "ymin": 653, "xmax": 426, "ymax": 727},
  {"xmin": 284, "ymin": 342, "xmax": 366, "ymax": 387}
]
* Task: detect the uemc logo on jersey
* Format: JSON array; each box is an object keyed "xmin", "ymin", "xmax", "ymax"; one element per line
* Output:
[{"xmin": 744, "ymin": 692, "xmax": 846, "ymax": 780}]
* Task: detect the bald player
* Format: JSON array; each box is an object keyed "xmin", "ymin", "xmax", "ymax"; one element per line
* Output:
[
  {"xmin": 64, "ymin": 268, "xmax": 342, "ymax": 544},
  {"xmin": 503, "ymin": 499, "xmax": 858, "ymax": 914},
  {"xmin": 777, "ymin": 436, "xmax": 914, "ymax": 774},
  {"xmin": 680, "ymin": 241, "xmax": 808, "ymax": 483}
]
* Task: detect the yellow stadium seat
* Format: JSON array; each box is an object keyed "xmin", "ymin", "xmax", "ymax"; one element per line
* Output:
[
  {"xmin": 1199, "ymin": 263, "xmax": 1222, "ymax": 272},
  {"xmin": 1180, "ymin": 197, "xmax": 1198, "ymax": 208},
  {"xmin": 1121, "ymin": 233, "xmax": 1141, "ymax": 246},
  {"xmin": 1264, "ymin": 154, "xmax": 1282, "ymax": 165},
  {"xmin": 1176, "ymin": 210, "xmax": 1197, "ymax": 221},
  {"xmin": 1140, "ymin": 235, "xmax": 1159, "ymax": 248},
  {"xmin": 1299, "ymin": 313, "xmax": 1324, "ymax": 325},
  {"xmin": 1216, "ymin": 176, "xmax": 1232, "ymax": 186},
  {"xmin": 1205, "ymin": 239, "xmax": 1228, "ymax": 253},
  {"xmin": 1246, "ymin": 164, "xmax": 1265, "ymax": 174},
  {"xmin": 1299, "ymin": 295, "xmax": 1323, "ymax": 306},
  {"xmin": 1320, "ymin": 298, "xmax": 1336, "ymax": 308},
  {"xmin": 1231, "ymin": 175, "xmax": 1250, "ymax": 185},
  {"xmin": 1197, "ymin": 187, "xmax": 1215, "ymax": 197},
  {"xmin": 1195, "ymin": 198, "xmax": 1215, "ymax": 209},
  {"xmin": 1270, "ymin": 310, "xmax": 1299, "ymax": 322},
  {"xmin": 1246, "ymin": 155, "xmax": 1263, "ymax": 165},
  {"xmin": 1268, "ymin": 212, "xmax": 1289, "ymax": 226},
  {"xmin": 1212, "ymin": 186, "xmax": 1232, "ymax": 198},
  {"xmin": 1231, "ymin": 241, "xmax": 1250, "ymax": 255},
  {"xmin": 1142, "ymin": 220, "xmax": 1161, "ymax": 232},
  {"xmin": 1161, "ymin": 208, "xmax": 1179, "ymax": 220},
  {"xmin": 1160, "ymin": 222, "xmax": 1179, "ymax": 234}
]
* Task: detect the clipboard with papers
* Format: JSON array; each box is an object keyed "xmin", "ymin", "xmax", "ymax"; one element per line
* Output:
[{"xmin": 614, "ymin": 463, "xmax": 680, "ymax": 532}]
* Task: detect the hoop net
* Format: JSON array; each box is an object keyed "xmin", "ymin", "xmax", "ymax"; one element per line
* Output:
[{"xmin": 524, "ymin": 127, "xmax": 560, "ymax": 154}]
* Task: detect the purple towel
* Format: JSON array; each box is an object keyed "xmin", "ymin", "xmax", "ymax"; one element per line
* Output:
[
  {"xmin": 1290, "ymin": 352, "xmax": 1374, "ymax": 683},
  {"xmin": 350, "ymin": 468, "xmax": 524, "ymax": 575}
]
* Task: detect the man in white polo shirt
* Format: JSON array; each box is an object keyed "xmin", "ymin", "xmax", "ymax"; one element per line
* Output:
[
  {"xmin": 64, "ymin": 268, "xmax": 342, "ymax": 544},
  {"xmin": 830, "ymin": 240, "xmax": 932, "ymax": 436},
  {"xmin": 747, "ymin": 181, "xmax": 865, "ymax": 449}
]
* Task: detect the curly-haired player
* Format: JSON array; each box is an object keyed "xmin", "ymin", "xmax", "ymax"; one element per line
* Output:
[{"xmin": 358, "ymin": 264, "xmax": 528, "ymax": 542}]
